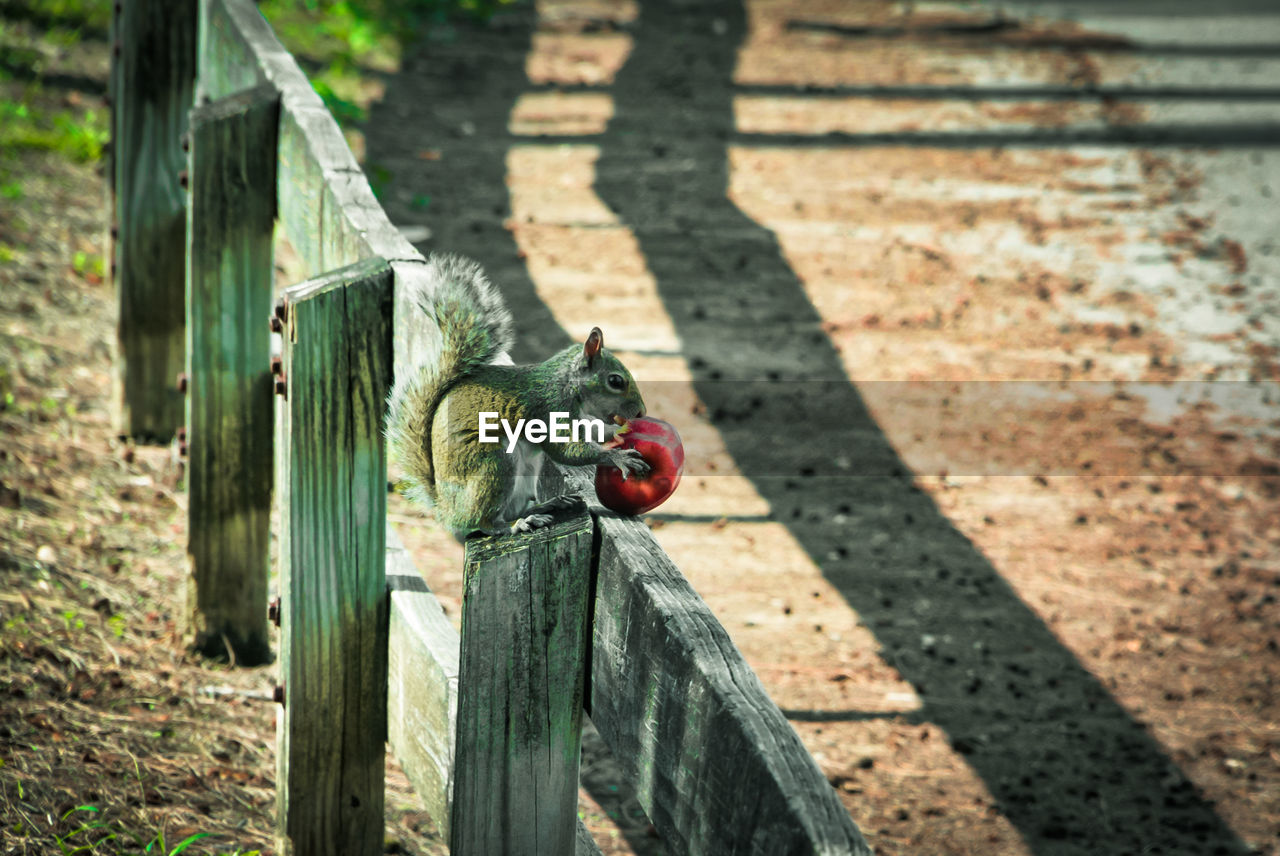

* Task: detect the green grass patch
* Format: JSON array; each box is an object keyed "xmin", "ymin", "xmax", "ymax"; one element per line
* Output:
[
  {"xmin": 0, "ymin": 98, "xmax": 107, "ymax": 162},
  {"xmin": 72, "ymin": 249, "xmax": 104, "ymax": 280},
  {"xmin": 1, "ymin": 0, "xmax": 111, "ymax": 33},
  {"xmin": 53, "ymin": 804, "xmax": 259, "ymax": 854},
  {"xmin": 0, "ymin": 2, "xmax": 110, "ymax": 180},
  {"xmin": 308, "ymin": 74, "xmax": 367, "ymax": 125}
]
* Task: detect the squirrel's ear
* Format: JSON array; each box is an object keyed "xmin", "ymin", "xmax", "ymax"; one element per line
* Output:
[{"xmin": 584, "ymin": 327, "xmax": 604, "ymax": 364}]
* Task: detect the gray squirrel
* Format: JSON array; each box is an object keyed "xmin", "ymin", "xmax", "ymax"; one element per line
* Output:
[{"xmin": 386, "ymin": 254, "xmax": 649, "ymax": 540}]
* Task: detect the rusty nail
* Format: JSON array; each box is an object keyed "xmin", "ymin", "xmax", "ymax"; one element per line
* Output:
[
  {"xmin": 178, "ymin": 440, "xmax": 188, "ymax": 458},
  {"xmin": 181, "ymin": 134, "xmax": 189, "ymax": 153},
  {"xmin": 112, "ymin": 40, "xmax": 121, "ymax": 58},
  {"xmin": 110, "ymin": 224, "xmax": 119, "ymax": 240},
  {"xmin": 176, "ymin": 372, "xmax": 188, "ymax": 394},
  {"xmin": 103, "ymin": 94, "xmax": 112, "ymax": 108},
  {"xmin": 273, "ymin": 298, "xmax": 288, "ymax": 322},
  {"xmin": 269, "ymin": 314, "xmax": 282, "ymax": 334},
  {"xmin": 178, "ymin": 169, "xmax": 188, "ymax": 190},
  {"xmin": 273, "ymin": 684, "xmax": 285, "ymax": 705},
  {"xmin": 268, "ymin": 597, "xmax": 280, "ymax": 627},
  {"xmin": 274, "ymin": 376, "xmax": 287, "ymax": 398},
  {"xmin": 269, "ymin": 355, "xmax": 283, "ymax": 376},
  {"xmin": 177, "ymin": 426, "xmax": 187, "ymax": 443}
]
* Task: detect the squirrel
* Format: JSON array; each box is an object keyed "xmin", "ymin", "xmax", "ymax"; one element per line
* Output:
[{"xmin": 386, "ymin": 254, "xmax": 650, "ymax": 541}]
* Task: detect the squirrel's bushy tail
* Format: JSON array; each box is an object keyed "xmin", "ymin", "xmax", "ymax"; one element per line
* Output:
[{"xmin": 386, "ymin": 254, "xmax": 513, "ymax": 509}]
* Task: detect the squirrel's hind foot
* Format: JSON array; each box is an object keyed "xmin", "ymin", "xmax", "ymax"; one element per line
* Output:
[
  {"xmin": 508, "ymin": 495, "xmax": 588, "ymax": 535},
  {"xmin": 511, "ymin": 513, "xmax": 554, "ymax": 534}
]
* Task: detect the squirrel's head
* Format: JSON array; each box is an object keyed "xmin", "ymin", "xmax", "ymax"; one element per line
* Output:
[{"xmin": 573, "ymin": 327, "xmax": 645, "ymax": 429}]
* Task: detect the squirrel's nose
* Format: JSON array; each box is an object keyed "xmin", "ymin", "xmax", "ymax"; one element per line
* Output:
[{"xmin": 635, "ymin": 405, "xmax": 645, "ymax": 419}]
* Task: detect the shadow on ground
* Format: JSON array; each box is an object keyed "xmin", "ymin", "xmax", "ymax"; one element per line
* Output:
[{"xmin": 366, "ymin": 2, "xmax": 1253, "ymax": 853}]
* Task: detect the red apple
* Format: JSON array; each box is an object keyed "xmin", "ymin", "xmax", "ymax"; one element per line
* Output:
[{"xmin": 595, "ymin": 417, "xmax": 684, "ymax": 515}]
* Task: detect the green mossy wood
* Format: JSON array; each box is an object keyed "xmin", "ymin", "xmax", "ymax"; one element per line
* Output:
[
  {"xmin": 111, "ymin": 0, "xmax": 197, "ymax": 440},
  {"xmin": 276, "ymin": 259, "xmax": 393, "ymax": 856},
  {"xmin": 451, "ymin": 511, "xmax": 594, "ymax": 856},
  {"xmin": 181, "ymin": 83, "xmax": 279, "ymax": 665}
]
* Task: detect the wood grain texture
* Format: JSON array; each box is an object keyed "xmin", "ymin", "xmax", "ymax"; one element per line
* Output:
[
  {"xmin": 386, "ymin": 525, "xmax": 459, "ymax": 840},
  {"xmin": 277, "ymin": 258, "xmax": 393, "ymax": 856},
  {"xmin": 112, "ymin": 0, "xmax": 196, "ymax": 439},
  {"xmin": 387, "ymin": 524, "xmax": 606, "ymax": 854},
  {"xmin": 181, "ymin": 83, "xmax": 279, "ymax": 665},
  {"xmin": 197, "ymin": 0, "xmax": 266, "ymax": 101},
  {"xmin": 451, "ymin": 511, "xmax": 594, "ymax": 856},
  {"xmin": 590, "ymin": 513, "xmax": 873, "ymax": 856}
]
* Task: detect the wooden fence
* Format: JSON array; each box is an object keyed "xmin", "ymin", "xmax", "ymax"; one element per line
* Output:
[{"xmin": 110, "ymin": 1, "xmax": 871, "ymax": 853}]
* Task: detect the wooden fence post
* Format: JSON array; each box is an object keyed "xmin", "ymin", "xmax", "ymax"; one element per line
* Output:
[
  {"xmin": 112, "ymin": 0, "xmax": 197, "ymax": 440},
  {"xmin": 451, "ymin": 511, "xmax": 595, "ymax": 856},
  {"xmin": 181, "ymin": 82, "xmax": 280, "ymax": 665},
  {"xmin": 276, "ymin": 258, "xmax": 393, "ymax": 856}
]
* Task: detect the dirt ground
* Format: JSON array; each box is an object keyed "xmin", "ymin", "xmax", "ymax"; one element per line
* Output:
[
  {"xmin": 3, "ymin": 0, "xmax": 1279, "ymax": 855},
  {"xmin": 374, "ymin": 1, "xmax": 1280, "ymax": 854}
]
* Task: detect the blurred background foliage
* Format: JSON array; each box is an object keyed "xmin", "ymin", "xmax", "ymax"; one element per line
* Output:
[
  {"xmin": 0, "ymin": 0, "xmax": 511, "ymax": 172},
  {"xmin": 258, "ymin": 0, "xmax": 514, "ymax": 126},
  {"xmin": 0, "ymin": 1, "xmax": 109, "ymax": 172},
  {"xmin": 0, "ymin": 0, "xmax": 511, "ymax": 223}
]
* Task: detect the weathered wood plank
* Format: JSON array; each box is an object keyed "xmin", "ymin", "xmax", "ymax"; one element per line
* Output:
[
  {"xmin": 112, "ymin": 0, "xmax": 196, "ymax": 440},
  {"xmin": 277, "ymin": 258, "xmax": 394, "ymax": 856},
  {"xmin": 387, "ymin": 524, "xmax": 605, "ymax": 854},
  {"xmin": 386, "ymin": 525, "xmax": 459, "ymax": 841},
  {"xmin": 590, "ymin": 514, "xmax": 873, "ymax": 856},
  {"xmin": 273, "ymin": 104, "xmax": 419, "ymax": 275},
  {"xmin": 181, "ymin": 82, "xmax": 279, "ymax": 665},
  {"xmin": 451, "ymin": 511, "xmax": 594, "ymax": 856},
  {"xmin": 200, "ymin": 0, "xmax": 418, "ymax": 280},
  {"xmin": 197, "ymin": 0, "xmax": 267, "ymax": 100}
]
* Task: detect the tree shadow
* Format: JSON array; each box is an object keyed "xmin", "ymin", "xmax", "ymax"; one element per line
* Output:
[
  {"xmin": 365, "ymin": 5, "xmax": 567, "ymax": 362},
  {"xmin": 367, "ymin": 1, "xmax": 1253, "ymax": 853}
]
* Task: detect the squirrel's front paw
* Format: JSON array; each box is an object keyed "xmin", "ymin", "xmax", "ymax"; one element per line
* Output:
[
  {"xmin": 608, "ymin": 448, "xmax": 650, "ymax": 481},
  {"xmin": 511, "ymin": 513, "xmax": 554, "ymax": 534},
  {"xmin": 536, "ymin": 494, "xmax": 588, "ymax": 513}
]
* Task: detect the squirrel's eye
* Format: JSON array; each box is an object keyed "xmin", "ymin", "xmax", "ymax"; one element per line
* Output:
[{"xmin": 607, "ymin": 373, "xmax": 626, "ymax": 391}]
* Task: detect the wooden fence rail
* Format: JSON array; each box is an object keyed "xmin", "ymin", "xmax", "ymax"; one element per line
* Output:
[
  {"xmin": 182, "ymin": 80, "xmax": 279, "ymax": 664},
  {"xmin": 112, "ymin": 0, "xmax": 873, "ymax": 853}
]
